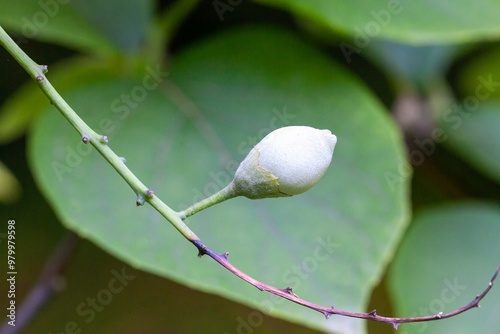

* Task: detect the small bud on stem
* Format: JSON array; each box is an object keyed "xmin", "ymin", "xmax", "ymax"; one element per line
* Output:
[{"xmin": 179, "ymin": 126, "xmax": 337, "ymax": 219}]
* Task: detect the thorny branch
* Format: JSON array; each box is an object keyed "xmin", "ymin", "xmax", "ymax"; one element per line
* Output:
[{"xmin": 193, "ymin": 239, "xmax": 499, "ymax": 330}]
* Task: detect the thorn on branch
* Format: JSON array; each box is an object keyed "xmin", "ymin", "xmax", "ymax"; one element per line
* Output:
[
  {"xmin": 213, "ymin": 252, "xmax": 228, "ymax": 261},
  {"xmin": 82, "ymin": 135, "xmax": 90, "ymax": 144},
  {"xmin": 136, "ymin": 194, "xmax": 145, "ymax": 206},
  {"xmin": 281, "ymin": 287, "xmax": 298, "ymax": 297},
  {"xmin": 36, "ymin": 75, "xmax": 43, "ymax": 82},
  {"xmin": 368, "ymin": 309, "xmax": 377, "ymax": 316},
  {"xmin": 100, "ymin": 135, "xmax": 108, "ymax": 144},
  {"xmin": 323, "ymin": 307, "xmax": 334, "ymax": 320},
  {"xmin": 191, "ymin": 239, "xmax": 207, "ymax": 258},
  {"xmin": 146, "ymin": 189, "xmax": 154, "ymax": 197},
  {"xmin": 41, "ymin": 64, "xmax": 48, "ymax": 73},
  {"xmin": 119, "ymin": 157, "xmax": 127, "ymax": 164}
]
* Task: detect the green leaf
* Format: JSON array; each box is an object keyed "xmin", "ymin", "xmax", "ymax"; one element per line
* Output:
[
  {"xmin": 388, "ymin": 202, "xmax": 500, "ymax": 334},
  {"xmin": 29, "ymin": 27, "xmax": 409, "ymax": 333},
  {"xmin": 437, "ymin": 102, "xmax": 500, "ymax": 184},
  {"xmin": 68, "ymin": 0, "xmax": 154, "ymax": 52},
  {"xmin": 254, "ymin": 0, "xmax": 500, "ymax": 44},
  {"xmin": 0, "ymin": 0, "xmax": 116, "ymax": 55},
  {"xmin": 365, "ymin": 41, "xmax": 460, "ymax": 89},
  {"xmin": 457, "ymin": 46, "xmax": 500, "ymax": 99}
]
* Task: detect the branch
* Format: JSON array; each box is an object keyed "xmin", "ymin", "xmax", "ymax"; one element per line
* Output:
[
  {"xmin": 193, "ymin": 239, "xmax": 500, "ymax": 330},
  {"xmin": 0, "ymin": 25, "xmax": 199, "ymax": 244},
  {"xmin": 0, "ymin": 232, "xmax": 78, "ymax": 334},
  {"xmin": 1, "ymin": 25, "xmax": 498, "ymax": 331}
]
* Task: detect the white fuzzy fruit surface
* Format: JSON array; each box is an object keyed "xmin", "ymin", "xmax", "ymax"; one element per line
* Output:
[{"xmin": 256, "ymin": 126, "xmax": 337, "ymax": 195}]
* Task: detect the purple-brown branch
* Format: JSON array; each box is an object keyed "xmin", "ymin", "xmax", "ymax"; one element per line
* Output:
[
  {"xmin": 192, "ymin": 239, "xmax": 499, "ymax": 330},
  {"xmin": 0, "ymin": 232, "xmax": 79, "ymax": 334}
]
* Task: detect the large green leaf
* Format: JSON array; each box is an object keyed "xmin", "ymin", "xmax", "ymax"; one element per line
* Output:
[
  {"xmin": 28, "ymin": 27, "xmax": 409, "ymax": 333},
  {"xmin": 254, "ymin": 0, "xmax": 500, "ymax": 44},
  {"xmin": 0, "ymin": 126, "xmax": 323, "ymax": 334},
  {"xmin": 0, "ymin": 0, "xmax": 152, "ymax": 54},
  {"xmin": 388, "ymin": 202, "xmax": 500, "ymax": 334},
  {"xmin": 437, "ymin": 102, "xmax": 500, "ymax": 184}
]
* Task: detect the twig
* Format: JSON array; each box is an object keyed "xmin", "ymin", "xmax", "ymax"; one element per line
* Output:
[
  {"xmin": 0, "ymin": 25, "xmax": 200, "ymax": 243},
  {"xmin": 1, "ymin": 25, "xmax": 498, "ymax": 331},
  {"xmin": 193, "ymin": 239, "xmax": 499, "ymax": 329},
  {"xmin": 0, "ymin": 232, "xmax": 79, "ymax": 334}
]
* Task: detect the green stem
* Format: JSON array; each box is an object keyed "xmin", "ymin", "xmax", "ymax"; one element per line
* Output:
[
  {"xmin": 0, "ymin": 25, "xmax": 198, "ymax": 242},
  {"xmin": 179, "ymin": 182, "xmax": 238, "ymax": 219}
]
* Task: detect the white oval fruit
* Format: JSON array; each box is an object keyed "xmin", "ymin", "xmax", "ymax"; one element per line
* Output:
[{"xmin": 232, "ymin": 126, "xmax": 337, "ymax": 199}]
